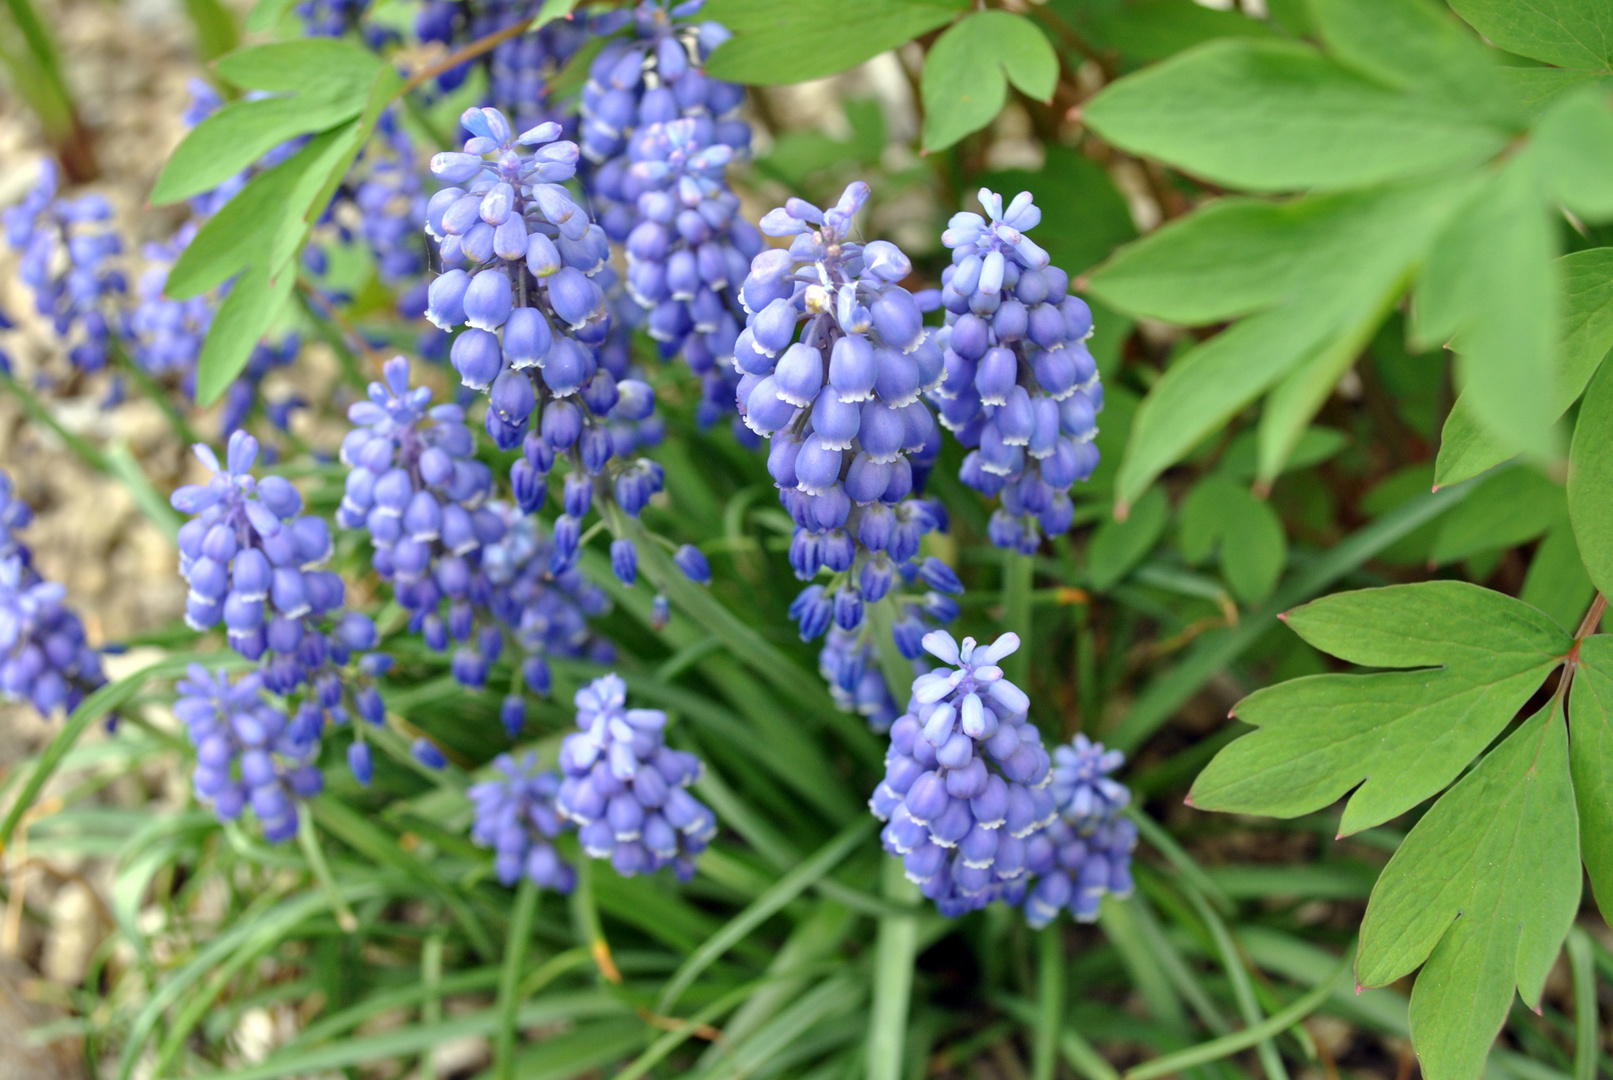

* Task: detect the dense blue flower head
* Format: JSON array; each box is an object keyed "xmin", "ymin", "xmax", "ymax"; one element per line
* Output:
[
  {"xmin": 176, "ymin": 665, "xmax": 322, "ymax": 843},
  {"xmin": 172, "ymin": 430, "xmax": 372, "ymax": 694},
  {"xmin": 734, "ymin": 182, "xmax": 961, "ymax": 715},
  {"xmin": 556, "ymin": 673, "xmax": 716, "ymax": 880},
  {"xmin": 2, "ymin": 160, "xmax": 125, "ymax": 373},
  {"xmin": 579, "ymin": 1, "xmax": 744, "ymax": 168},
  {"xmin": 469, "ymin": 752, "xmax": 578, "ymax": 891},
  {"xmin": 416, "ymin": 0, "xmax": 588, "ymax": 132},
  {"xmin": 934, "ymin": 188, "xmax": 1102, "ymax": 552},
  {"xmin": 427, "ymin": 107, "xmax": 667, "ymax": 582},
  {"xmin": 1023, "ymin": 815, "xmax": 1137, "ymax": 927},
  {"xmin": 1050, "ymin": 733, "xmax": 1130, "ymax": 826},
  {"xmin": 871, "ymin": 631, "xmax": 1057, "ymax": 917}
]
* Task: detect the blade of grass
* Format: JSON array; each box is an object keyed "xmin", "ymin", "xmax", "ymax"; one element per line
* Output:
[
  {"xmin": 103, "ymin": 441, "xmax": 181, "ymax": 539},
  {"xmin": 1125, "ymin": 806, "xmax": 1233, "ymax": 914},
  {"xmin": 1123, "ymin": 953, "xmax": 1352, "ymax": 1080},
  {"xmin": 0, "ymin": 651, "xmax": 246, "ymax": 855},
  {"xmin": 867, "ymin": 856, "xmax": 921, "ymax": 1080},
  {"xmin": 0, "ymin": 369, "xmax": 108, "ymax": 473},
  {"xmin": 656, "ymin": 819, "xmax": 874, "ymax": 1014},
  {"xmin": 997, "ymin": 996, "xmax": 1121, "ymax": 1080},
  {"xmin": 297, "ymin": 809, "xmax": 357, "ymax": 933},
  {"xmin": 1186, "ymin": 888, "xmax": 1288, "ymax": 1080}
]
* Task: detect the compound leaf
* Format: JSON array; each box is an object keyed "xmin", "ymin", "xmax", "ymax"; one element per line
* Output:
[
  {"xmin": 1190, "ymin": 581, "xmax": 1570, "ymax": 834},
  {"xmin": 1569, "ymin": 354, "xmax": 1613, "ymax": 595},
  {"xmin": 1095, "ymin": 179, "xmax": 1466, "ymax": 508},
  {"xmin": 1414, "ymin": 152, "xmax": 1560, "ymax": 462},
  {"xmin": 921, "ymin": 11, "xmax": 1057, "ymax": 152},
  {"xmin": 1081, "ymin": 38, "xmax": 1510, "ymax": 192},
  {"xmin": 194, "ymin": 260, "xmax": 295, "ymax": 406},
  {"xmin": 1570, "ymin": 637, "xmax": 1613, "ymax": 924},
  {"xmin": 1357, "ymin": 701, "xmax": 1579, "ymax": 1080},
  {"xmin": 1435, "ymin": 247, "xmax": 1613, "ymax": 485},
  {"xmin": 1533, "ymin": 87, "xmax": 1613, "ymax": 221},
  {"xmin": 703, "ymin": 0, "xmax": 963, "ymax": 86},
  {"xmin": 1176, "ymin": 474, "xmax": 1286, "ymax": 603},
  {"xmin": 1447, "ymin": 0, "xmax": 1613, "ymax": 72}
]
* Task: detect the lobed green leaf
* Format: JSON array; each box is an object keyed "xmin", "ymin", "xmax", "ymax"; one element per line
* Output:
[
  {"xmin": 1447, "ymin": 0, "xmax": 1613, "ymax": 72},
  {"xmin": 702, "ymin": 0, "xmax": 963, "ymax": 86},
  {"xmin": 1357, "ymin": 702, "xmax": 1580, "ymax": 1080},
  {"xmin": 1190, "ymin": 581, "xmax": 1570, "ymax": 833},
  {"xmin": 920, "ymin": 11, "xmax": 1058, "ymax": 152}
]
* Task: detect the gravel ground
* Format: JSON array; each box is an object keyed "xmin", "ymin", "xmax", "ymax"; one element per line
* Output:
[{"xmin": 0, "ymin": 0, "xmax": 213, "ymax": 1070}]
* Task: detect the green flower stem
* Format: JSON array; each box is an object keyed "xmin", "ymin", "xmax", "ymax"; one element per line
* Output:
[
  {"xmin": 495, "ymin": 878, "xmax": 539, "ymax": 1080},
  {"xmin": 867, "ymin": 856, "xmax": 920, "ymax": 1080},
  {"xmin": 108, "ymin": 337, "xmax": 202, "ymax": 448},
  {"xmin": 1187, "ymin": 887, "xmax": 1288, "ymax": 1080},
  {"xmin": 569, "ymin": 857, "xmax": 621, "ymax": 985},
  {"xmin": 1003, "ymin": 549, "xmax": 1034, "ymax": 688},
  {"xmin": 1569, "ymin": 927, "xmax": 1597, "ymax": 1080},
  {"xmin": 296, "ymin": 810, "xmax": 358, "ymax": 933},
  {"xmin": 1033, "ymin": 925, "xmax": 1065, "ymax": 1080}
]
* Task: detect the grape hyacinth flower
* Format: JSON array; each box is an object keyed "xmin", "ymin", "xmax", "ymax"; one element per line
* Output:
[
  {"xmin": 1023, "ymin": 815, "xmax": 1137, "ymax": 927},
  {"xmin": 469, "ymin": 752, "xmax": 578, "ymax": 891},
  {"xmin": 596, "ymin": 116, "xmax": 759, "ymax": 427},
  {"xmin": 870, "ymin": 631, "xmax": 1056, "ymax": 917},
  {"xmin": 175, "ymin": 665, "xmax": 323, "ymax": 843},
  {"xmin": 426, "ymin": 107, "xmax": 665, "ymax": 581},
  {"xmin": 416, "ymin": 0, "xmax": 587, "ymax": 133},
  {"xmin": 2, "ymin": 160, "xmax": 125, "ymax": 373},
  {"xmin": 556, "ymin": 673, "xmax": 716, "ymax": 880},
  {"xmin": 1022, "ymin": 734, "xmax": 1135, "ymax": 927},
  {"xmin": 172, "ymin": 430, "xmax": 374, "ymax": 694},
  {"xmin": 0, "ymin": 471, "xmax": 105, "ymax": 717},
  {"xmin": 934, "ymin": 189, "xmax": 1102, "ymax": 552},
  {"xmin": 735, "ymin": 181, "xmax": 961, "ymax": 709}
]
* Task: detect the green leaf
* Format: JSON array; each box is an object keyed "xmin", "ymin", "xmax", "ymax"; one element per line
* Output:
[
  {"xmin": 702, "ymin": 0, "xmax": 963, "ymax": 86},
  {"xmin": 1447, "ymin": 0, "xmax": 1613, "ymax": 72},
  {"xmin": 1356, "ymin": 702, "xmax": 1579, "ymax": 1080},
  {"xmin": 1428, "ymin": 464, "xmax": 1566, "ymax": 564},
  {"xmin": 1093, "ymin": 179, "xmax": 1467, "ymax": 507},
  {"xmin": 1081, "ymin": 39, "xmax": 1510, "ymax": 192},
  {"xmin": 1047, "ymin": 0, "xmax": 1276, "ymax": 70},
  {"xmin": 245, "ymin": 0, "xmax": 299, "ymax": 33},
  {"xmin": 1220, "ymin": 425, "xmax": 1348, "ymax": 480},
  {"xmin": 164, "ymin": 135, "xmax": 330, "ymax": 298},
  {"xmin": 1568, "ymin": 353, "xmax": 1613, "ymax": 595},
  {"xmin": 921, "ymin": 11, "xmax": 1057, "ymax": 152},
  {"xmin": 1086, "ymin": 485, "xmax": 1168, "ymax": 590},
  {"xmin": 1569, "ymin": 637, "xmax": 1613, "ymax": 924},
  {"xmin": 1533, "ymin": 86, "xmax": 1613, "ymax": 221},
  {"xmin": 1189, "ymin": 581, "xmax": 1570, "ymax": 833},
  {"xmin": 213, "ymin": 38, "xmax": 383, "ymax": 95},
  {"xmin": 194, "ymin": 260, "xmax": 295, "ymax": 406},
  {"xmin": 1499, "ymin": 67, "xmax": 1613, "ymax": 119},
  {"xmin": 1308, "ymin": 0, "xmax": 1516, "ymax": 125},
  {"xmin": 1177, "ymin": 474, "xmax": 1287, "ymax": 603},
  {"xmin": 982, "ymin": 145, "xmax": 1137, "ymax": 277},
  {"xmin": 1414, "ymin": 152, "xmax": 1560, "ymax": 461},
  {"xmin": 1436, "ymin": 247, "xmax": 1613, "ymax": 485},
  {"xmin": 151, "ymin": 93, "xmax": 362, "ymax": 206},
  {"xmin": 1519, "ymin": 518, "xmax": 1596, "ymax": 631},
  {"xmin": 181, "ymin": 0, "xmax": 240, "ymax": 62}
]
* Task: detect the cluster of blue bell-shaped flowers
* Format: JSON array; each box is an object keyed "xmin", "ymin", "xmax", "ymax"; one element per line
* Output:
[{"xmin": 933, "ymin": 189, "xmax": 1103, "ymax": 553}]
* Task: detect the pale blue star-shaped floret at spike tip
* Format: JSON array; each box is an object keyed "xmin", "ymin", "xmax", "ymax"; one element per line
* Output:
[
  {"xmin": 171, "ymin": 430, "xmax": 379, "ymax": 696},
  {"xmin": 934, "ymin": 187, "xmax": 1103, "ymax": 554},
  {"xmin": 469, "ymin": 752, "xmax": 578, "ymax": 892},
  {"xmin": 872, "ymin": 630, "xmax": 1060, "ymax": 918},
  {"xmin": 425, "ymin": 106, "xmax": 667, "ymax": 586},
  {"xmin": 555, "ymin": 673, "xmax": 717, "ymax": 881}
]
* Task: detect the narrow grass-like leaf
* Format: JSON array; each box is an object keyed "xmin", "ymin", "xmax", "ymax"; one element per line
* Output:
[{"xmin": 656, "ymin": 819, "xmax": 873, "ymax": 1013}]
